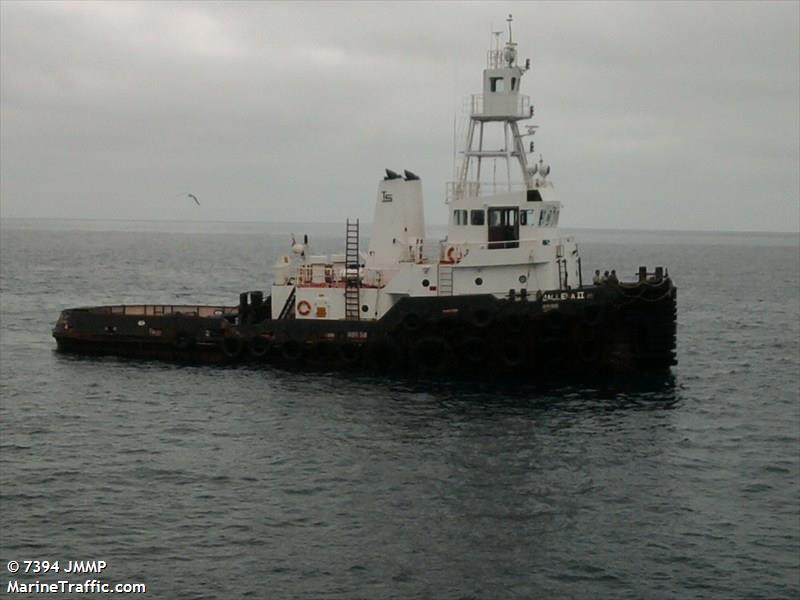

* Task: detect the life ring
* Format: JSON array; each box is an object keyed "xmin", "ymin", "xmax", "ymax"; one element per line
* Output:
[
  {"xmin": 297, "ymin": 300, "xmax": 312, "ymax": 316},
  {"xmin": 444, "ymin": 246, "xmax": 461, "ymax": 264}
]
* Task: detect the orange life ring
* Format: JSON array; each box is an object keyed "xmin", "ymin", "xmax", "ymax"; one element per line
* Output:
[{"xmin": 297, "ymin": 300, "xmax": 312, "ymax": 316}]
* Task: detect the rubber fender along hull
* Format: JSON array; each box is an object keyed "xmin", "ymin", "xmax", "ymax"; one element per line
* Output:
[{"xmin": 52, "ymin": 280, "xmax": 677, "ymax": 380}]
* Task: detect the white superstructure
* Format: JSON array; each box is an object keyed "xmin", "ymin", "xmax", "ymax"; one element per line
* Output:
[{"xmin": 271, "ymin": 15, "xmax": 582, "ymax": 322}]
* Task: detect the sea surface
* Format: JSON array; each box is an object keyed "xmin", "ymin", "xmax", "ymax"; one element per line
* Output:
[{"xmin": 1, "ymin": 219, "xmax": 798, "ymax": 599}]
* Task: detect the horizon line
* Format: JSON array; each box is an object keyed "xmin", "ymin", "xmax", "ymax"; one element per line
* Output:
[{"xmin": 0, "ymin": 215, "xmax": 798, "ymax": 236}]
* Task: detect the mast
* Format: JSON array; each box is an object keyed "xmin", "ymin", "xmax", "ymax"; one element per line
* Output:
[{"xmin": 450, "ymin": 14, "xmax": 540, "ymax": 203}]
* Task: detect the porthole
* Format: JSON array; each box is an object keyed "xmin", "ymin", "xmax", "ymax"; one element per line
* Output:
[
  {"xmin": 137, "ymin": 320, "xmax": 146, "ymax": 326},
  {"xmin": 422, "ymin": 279, "xmax": 430, "ymax": 287},
  {"xmin": 361, "ymin": 305, "xmax": 369, "ymax": 313},
  {"xmin": 475, "ymin": 277, "xmax": 483, "ymax": 286},
  {"xmin": 519, "ymin": 275, "xmax": 527, "ymax": 284}
]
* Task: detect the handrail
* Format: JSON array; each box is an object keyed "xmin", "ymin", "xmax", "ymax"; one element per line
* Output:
[
  {"xmin": 466, "ymin": 94, "xmax": 530, "ymax": 118},
  {"xmin": 91, "ymin": 304, "xmax": 234, "ymax": 317},
  {"xmin": 446, "ymin": 181, "xmax": 529, "ymax": 203}
]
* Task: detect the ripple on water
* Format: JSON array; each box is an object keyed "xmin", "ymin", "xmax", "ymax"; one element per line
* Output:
[{"xmin": 1, "ymin": 226, "xmax": 798, "ymax": 598}]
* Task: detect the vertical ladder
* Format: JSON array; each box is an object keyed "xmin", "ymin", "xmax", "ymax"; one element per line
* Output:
[
  {"xmin": 345, "ymin": 219, "xmax": 360, "ymax": 320},
  {"xmin": 438, "ymin": 264, "xmax": 454, "ymax": 296},
  {"xmin": 557, "ymin": 259, "xmax": 567, "ymax": 290}
]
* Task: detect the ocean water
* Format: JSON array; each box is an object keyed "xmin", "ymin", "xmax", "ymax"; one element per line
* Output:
[{"xmin": 1, "ymin": 219, "xmax": 798, "ymax": 599}]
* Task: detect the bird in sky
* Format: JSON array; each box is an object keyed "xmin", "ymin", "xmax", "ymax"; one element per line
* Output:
[{"xmin": 187, "ymin": 193, "xmax": 200, "ymax": 206}]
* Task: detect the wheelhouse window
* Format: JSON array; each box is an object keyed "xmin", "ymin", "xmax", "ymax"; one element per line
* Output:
[
  {"xmin": 470, "ymin": 209, "xmax": 485, "ymax": 226},
  {"xmin": 538, "ymin": 207, "xmax": 559, "ymax": 227},
  {"xmin": 490, "ymin": 77, "xmax": 505, "ymax": 93},
  {"xmin": 539, "ymin": 208, "xmax": 550, "ymax": 226},
  {"xmin": 488, "ymin": 207, "xmax": 519, "ymax": 249},
  {"xmin": 520, "ymin": 209, "xmax": 536, "ymax": 226},
  {"xmin": 453, "ymin": 209, "xmax": 468, "ymax": 225}
]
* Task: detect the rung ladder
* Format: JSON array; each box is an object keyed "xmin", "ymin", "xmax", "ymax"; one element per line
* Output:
[
  {"xmin": 345, "ymin": 219, "xmax": 360, "ymax": 320},
  {"xmin": 278, "ymin": 287, "xmax": 296, "ymax": 319},
  {"xmin": 557, "ymin": 259, "xmax": 567, "ymax": 290},
  {"xmin": 438, "ymin": 264, "xmax": 453, "ymax": 296}
]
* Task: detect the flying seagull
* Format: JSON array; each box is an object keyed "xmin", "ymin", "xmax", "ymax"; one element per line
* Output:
[{"xmin": 187, "ymin": 193, "xmax": 200, "ymax": 206}]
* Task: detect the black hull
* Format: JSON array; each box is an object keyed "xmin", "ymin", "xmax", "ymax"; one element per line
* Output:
[{"xmin": 53, "ymin": 281, "xmax": 677, "ymax": 380}]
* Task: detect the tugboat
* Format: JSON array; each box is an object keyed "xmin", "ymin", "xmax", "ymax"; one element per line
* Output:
[{"xmin": 53, "ymin": 16, "xmax": 677, "ymax": 379}]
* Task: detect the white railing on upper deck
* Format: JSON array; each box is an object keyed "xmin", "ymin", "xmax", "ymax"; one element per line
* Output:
[
  {"xmin": 446, "ymin": 181, "xmax": 528, "ymax": 203},
  {"xmin": 466, "ymin": 94, "xmax": 531, "ymax": 119},
  {"xmin": 487, "ymin": 49, "xmax": 504, "ymax": 69}
]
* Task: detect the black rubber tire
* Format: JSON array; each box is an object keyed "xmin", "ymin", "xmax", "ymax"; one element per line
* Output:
[
  {"xmin": 402, "ymin": 313, "xmax": 422, "ymax": 332},
  {"xmin": 471, "ymin": 308, "xmax": 493, "ymax": 329},
  {"xmin": 337, "ymin": 342, "xmax": 362, "ymax": 367},
  {"xmin": 582, "ymin": 305, "xmax": 605, "ymax": 328},
  {"xmin": 174, "ymin": 332, "xmax": 194, "ymax": 351},
  {"xmin": 366, "ymin": 340, "xmax": 401, "ymax": 372},
  {"xmin": 458, "ymin": 336, "xmax": 487, "ymax": 364},
  {"xmin": 248, "ymin": 336, "xmax": 270, "ymax": 358},
  {"xmin": 281, "ymin": 340, "xmax": 303, "ymax": 362},
  {"xmin": 498, "ymin": 338, "xmax": 526, "ymax": 368},
  {"xmin": 542, "ymin": 310, "xmax": 565, "ymax": 336},
  {"xmin": 306, "ymin": 342, "xmax": 337, "ymax": 367},
  {"xmin": 412, "ymin": 336, "xmax": 455, "ymax": 377},
  {"xmin": 501, "ymin": 314, "xmax": 525, "ymax": 335},
  {"xmin": 536, "ymin": 335, "xmax": 566, "ymax": 373},
  {"xmin": 221, "ymin": 336, "xmax": 244, "ymax": 359},
  {"xmin": 578, "ymin": 335, "xmax": 602, "ymax": 365}
]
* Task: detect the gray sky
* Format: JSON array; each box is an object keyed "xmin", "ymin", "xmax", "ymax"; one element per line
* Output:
[{"xmin": 1, "ymin": 1, "xmax": 798, "ymax": 231}]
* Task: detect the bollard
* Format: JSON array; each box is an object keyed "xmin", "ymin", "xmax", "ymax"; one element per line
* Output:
[
  {"xmin": 239, "ymin": 292, "xmax": 249, "ymax": 325},
  {"xmin": 250, "ymin": 291, "xmax": 264, "ymax": 322}
]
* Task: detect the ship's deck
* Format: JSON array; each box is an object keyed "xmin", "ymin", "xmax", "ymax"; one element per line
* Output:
[{"xmin": 75, "ymin": 304, "xmax": 237, "ymax": 318}]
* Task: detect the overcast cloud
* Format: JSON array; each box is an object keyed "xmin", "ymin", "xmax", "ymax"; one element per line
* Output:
[{"xmin": 1, "ymin": 1, "xmax": 798, "ymax": 231}]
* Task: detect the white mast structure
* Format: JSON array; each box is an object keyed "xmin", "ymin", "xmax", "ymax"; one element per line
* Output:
[{"xmin": 441, "ymin": 14, "xmax": 578, "ymax": 293}]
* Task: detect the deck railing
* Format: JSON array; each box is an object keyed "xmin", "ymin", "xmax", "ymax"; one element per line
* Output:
[
  {"xmin": 466, "ymin": 94, "xmax": 531, "ymax": 119},
  {"xmin": 445, "ymin": 181, "xmax": 528, "ymax": 203},
  {"xmin": 91, "ymin": 305, "xmax": 234, "ymax": 317}
]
